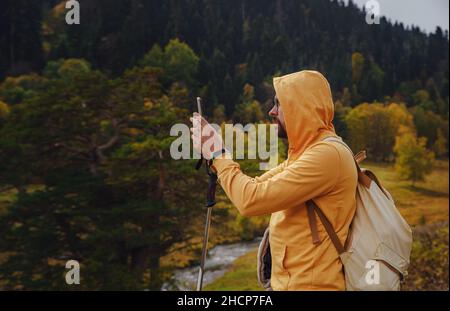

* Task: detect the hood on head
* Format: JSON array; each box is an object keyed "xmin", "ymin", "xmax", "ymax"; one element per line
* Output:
[{"xmin": 273, "ymin": 70, "xmax": 336, "ymax": 160}]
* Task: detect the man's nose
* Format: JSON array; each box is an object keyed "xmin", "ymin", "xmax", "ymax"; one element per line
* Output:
[{"xmin": 268, "ymin": 105, "xmax": 278, "ymax": 117}]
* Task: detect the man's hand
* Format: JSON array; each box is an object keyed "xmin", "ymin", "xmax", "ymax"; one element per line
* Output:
[{"xmin": 190, "ymin": 112, "xmax": 225, "ymax": 160}]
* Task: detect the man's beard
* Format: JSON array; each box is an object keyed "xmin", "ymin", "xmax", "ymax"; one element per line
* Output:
[{"xmin": 276, "ymin": 120, "xmax": 288, "ymax": 139}]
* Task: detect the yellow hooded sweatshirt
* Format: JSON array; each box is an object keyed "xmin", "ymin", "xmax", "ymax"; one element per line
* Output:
[{"xmin": 212, "ymin": 70, "xmax": 357, "ymax": 291}]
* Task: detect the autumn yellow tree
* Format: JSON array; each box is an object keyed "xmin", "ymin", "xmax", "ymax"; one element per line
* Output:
[
  {"xmin": 0, "ymin": 101, "xmax": 9, "ymax": 119},
  {"xmin": 394, "ymin": 126, "xmax": 435, "ymax": 185},
  {"xmin": 345, "ymin": 102, "xmax": 414, "ymax": 161},
  {"xmin": 433, "ymin": 128, "xmax": 448, "ymax": 158}
]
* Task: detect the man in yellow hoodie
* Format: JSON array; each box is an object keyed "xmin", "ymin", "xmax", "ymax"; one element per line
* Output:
[{"xmin": 191, "ymin": 70, "xmax": 357, "ymax": 291}]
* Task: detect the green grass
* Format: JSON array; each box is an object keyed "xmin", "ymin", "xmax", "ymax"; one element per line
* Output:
[
  {"xmin": 204, "ymin": 249, "xmax": 260, "ymax": 291},
  {"xmin": 205, "ymin": 160, "xmax": 449, "ymax": 291},
  {"xmin": 363, "ymin": 160, "xmax": 448, "ymax": 225}
]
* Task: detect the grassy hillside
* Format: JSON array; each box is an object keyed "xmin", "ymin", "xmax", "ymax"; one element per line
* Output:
[
  {"xmin": 364, "ymin": 160, "xmax": 448, "ymax": 226},
  {"xmin": 205, "ymin": 160, "xmax": 449, "ymax": 291}
]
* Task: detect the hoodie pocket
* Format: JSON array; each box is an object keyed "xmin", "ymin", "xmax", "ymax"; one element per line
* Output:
[{"xmin": 270, "ymin": 243, "xmax": 290, "ymax": 290}]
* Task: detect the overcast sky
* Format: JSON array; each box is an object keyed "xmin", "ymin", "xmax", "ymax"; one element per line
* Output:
[{"xmin": 343, "ymin": 0, "xmax": 449, "ymax": 34}]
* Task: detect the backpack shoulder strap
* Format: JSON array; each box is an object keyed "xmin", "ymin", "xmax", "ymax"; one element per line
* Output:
[
  {"xmin": 322, "ymin": 136, "xmax": 354, "ymax": 155},
  {"xmin": 306, "ymin": 136, "xmax": 363, "ymax": 254},
  {"xmin": 322, "ymin": 136, "xmax": 363, "ymax": 167},
  {"xmin": 323, "ymin": 136, "xmax": 389, "ymax": 197},
  {"xmin": 322, "ymin": 136, "xmax": 371, "ymax": 188},
  {"xmin": 306, "ymin": 200, "xmax": 345, "ymax": 254}
]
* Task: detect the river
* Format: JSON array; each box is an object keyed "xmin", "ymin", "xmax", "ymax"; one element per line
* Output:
[{"xmin": 162, "ymin": 238, "xmax": 261, "ymax": 291}]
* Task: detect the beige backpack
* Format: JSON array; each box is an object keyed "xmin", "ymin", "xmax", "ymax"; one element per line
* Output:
[{"xmin": 257, "ymin": 136, "xmax": 413, "ymax": 291}]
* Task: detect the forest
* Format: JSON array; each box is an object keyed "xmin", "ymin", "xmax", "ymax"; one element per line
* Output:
[{"xmin": 0, "ymin": 0, "xmax": 448, "ymax": 290}]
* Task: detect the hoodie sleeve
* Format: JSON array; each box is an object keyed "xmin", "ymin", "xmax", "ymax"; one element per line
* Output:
[
  {"xmin": 253, "ymin": 159, "xmax": 288, "ymax": 182},
  {"xmin": 212, "ymin": 142, "xmax": 341, "ymax": 216}
]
